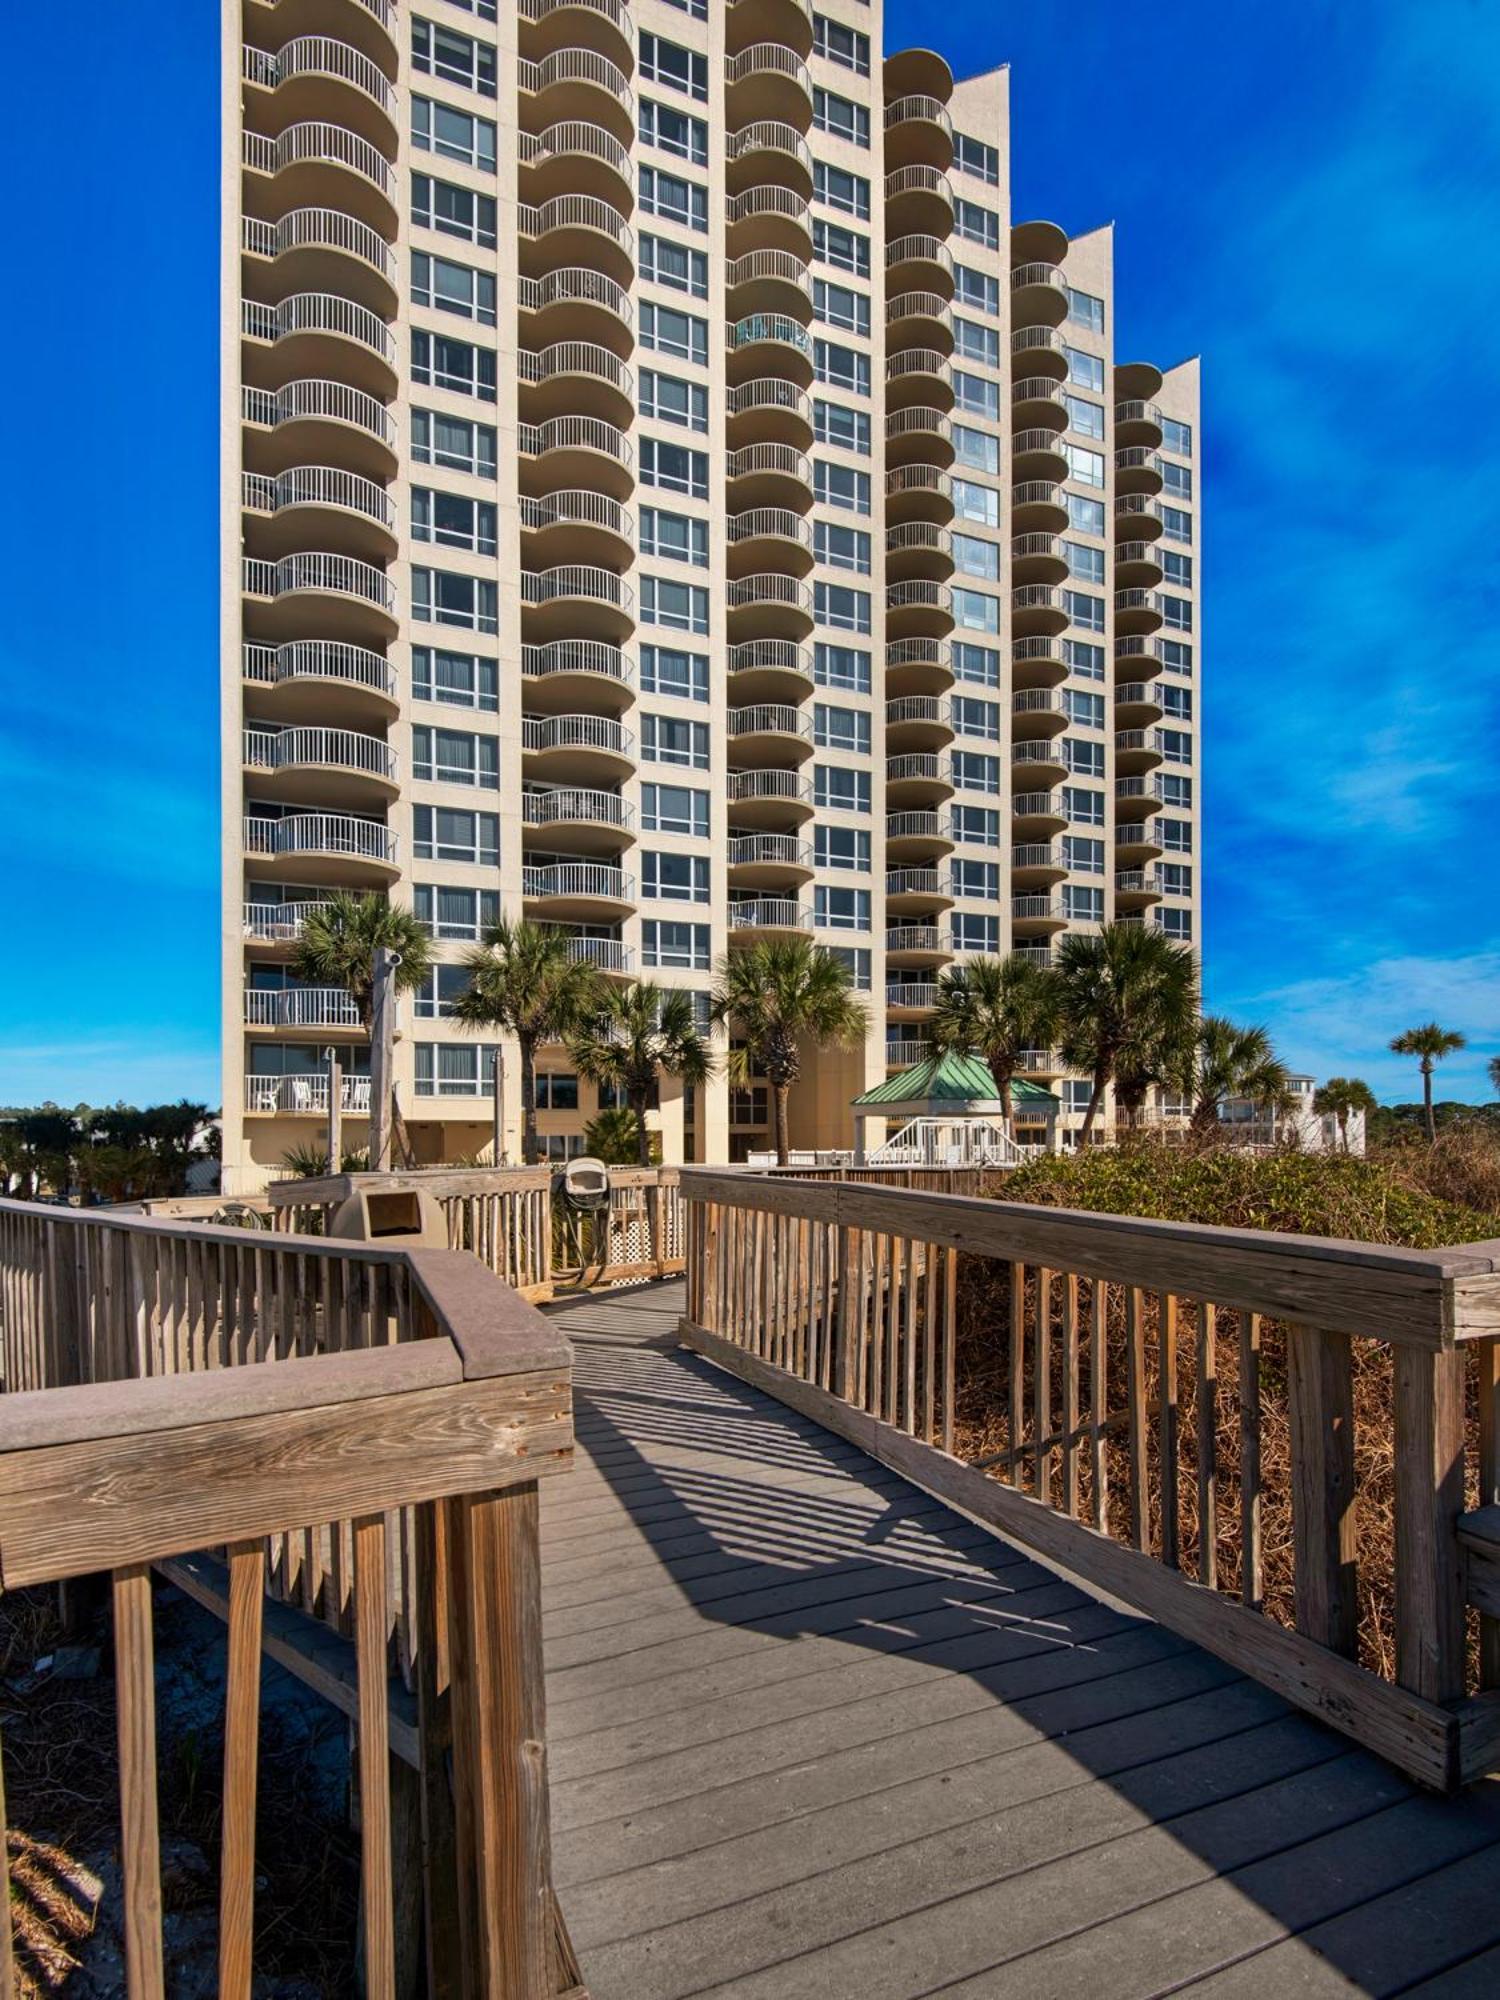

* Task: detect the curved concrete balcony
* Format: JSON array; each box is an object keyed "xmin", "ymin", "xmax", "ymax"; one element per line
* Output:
[
  {"xmin": 724, "ymin": 183, "xmax": 812, "ymax": 262},
  {"xmin": 1115, "ymin": 494, "xmax": 1165, "ymax": 541},
  {"xmin": 1010, "ymin": 688, "xmax": 1068, "ymax": 737},
  {"xmin": 885, "ymin": 925, "xmax": 950, "ymax": 969},
  {"xmin": 1011, "ymin": 894, "xmax": 1066, "ymax": 936},
  {"xmin": 1115, "ymin": 865, "xmax": 1165, "ymax": 911},
  {"xmin": 726, "ymin": 508, "xmax": 813, "ymax": 577},
  {"xmin": 244, "ymin": 986, "xmax": 363, "ymax": 1033},
  {"xmin": 517, "ymin": 48, "xmax": 634, "ymax": 143},
  {"xmin": 726, "ymin": 376, "xmax": 814, "ymax": 450},
  {"xmin": 241, "ymin": 206, "xmax": 396, "ymax": 317},
  {"xmin": 886, "ymin": 348, "xmax": 954, "ymax": 412},
  {"xmin": 725, "ymin": 702, "xmax": 813, "ymax": 765},
  {"xmin": 884, "ymin": 164, "xmax": 954, "ymax": 238},
  {"xmin": 1012, "ymin": 582, "xmax": 1069, "ymax": 639},
  {"xmin": 727, "ymin": 638, "xmax": 815, "ymax": 705},
  {"xmin": 1011, "ymin": 944, "xmax": 1055, "ymax": 971},
  {"xmin": 521, "ymin": 638, "xmax": 635, "ymax": 713},
  {"xmin": 885, "ymin": 579, "xmax": 953, "ymax": 641},
  {"xmin": 724, "ymin": 43, "xmax": 812, "ymax": 127},
  {"xmin": 521, "ymin": 861, "xmax": 635, "ymax": 920},
  {"xmin": 564, "ymin": 936, "xmax": 634, "ymax": 978},
  {"xmin": 241, "ymin": 35, "xmax": 397, "ymax": 151},
  {"xmin": 1011, "ymin": 842, "xmax": 1066, "ymax": 886},
  {"xmin": 726, "ymin": 833, "xmax": 814, "ymax": 888},
  {"xmin": 242, "ymin": 810, "xmax": 398, "ymax": 883},
  {"xmin": 1115, "ymin": 775, "xmax": 1170, "ymax": 820},
  {"xmin": 885, "ymin": 982, "xmax": 942, "ymax": 1018},
  {"xmin": 1010, "ymin": 258, "xmax": 1070, "ymax": 329},
  {"xmin": 1115, "ymin": 727, "xmax": 1165, "ymax": 774},
  {"xmin": 1011, "ymin": 324, "xmax": 1069, "ymax": 379},
  {"xmin": 1011, "ymin": 792, "xmax": 1068, "ymax": 836},
  {"xmin": 519, "ymin": 194, "xmax": 633, "ymax": 288},
  {"xmin": 1009, "ymin": 532, "xmax": 1068, "ymax": 586},
  {"xmin": 885, "ymin": 636, "xmax": 952, "ymax": 699},
  {"xmin": 522, "ymin": 787, "xmax": 636, "ymax": 853},
  {"xmin": 240, "ymin": 292, "xmax": 397, "ymax": 400},
  {"xmin": 522, "ymin": 711, "xmax": 636, "ymax": 784},
  {"xmin": 519, "ymin": 119, "xmax": 633, "ymax": 209},
  {"xmin": 1011, "ymin": 375, "xmax": 1069, "ymax": 428},
  {"xmin": 242, "ymin": 377, "xmax": 397, "ymax": 481},
  {"xmin": 1114, "ymin": 634, "xmax": 1170, "ymax": 680},
  {"xmin": 725, "ymin": 0, "xmax": 813, "ymax": 59},
  {"xmin": 727, "ymin": 443, "xmax": 812, "ymax": 512},
  {"xmin": 885, "ymin": 234, "xmax": 954, "ymax": 298},
  {"xmin": 1011, "ymin": 427, "xmax": 1071, "ymax": 482},
  {"xmin": 1115, "ymin": 446, "xmax": 1165, "ymax": 496},
  {"xmin": 726, "ymin": 249, "xmax": 812, "ymax": 321},
  {"xmin": 884, "ymin": 405, "xmax": 953, "ymax": 470},
  {"xmin": 1010, "ymin": 737, "xmax": 1069, "ymax": 784},
  {"xmin": 1115, "ymin": 816, "xmax": 1167, "ymax": 861},
  {"xmin": 1114, "ymin": 586, "xmax": 1164, "ymax": 636},
  {"xmin": 518, "ymin": 339, "xmax": 634, "ymax": 426},
  {"xmin": 725, "ymin": 572, "xmax": 814, "ymax": 641},
  {"xmin": 725, "ymin": 767, "xmax": 814, "ymax": 827},
  {"xmin": 885, "ymin": 520, "xmax": 953, "ymax": 582},
  {"xmin": 519, "ymin": 414, "xmax": 633, "ymax": 502},
  {"xmin": 243, "ymin": 551, "xmax": 397, "ymax": 643},
  {"xmin": 885, "ymin": 462, "xmax": 952, "ymax": 526},
  {"xmin": 1116, "ymin": 541, "xmax": 1165, "ymax": 587},
  {"xmin": 729, "ymin": 898, "xmax": 813, "ymax": 938},
  {"xmin": 886, "ymin": 753, "xmax": 953, "ymax": 807},
  {"xmin": 885, "ymin": 810, "xmax": 952, "ymax": 862},
  {"xmin": 519, "ymin": 489, "xmax": 633, "ymax": 568},
  {"xmin": 241, "ymin": 119, "xmax": 397, "ymax": 235},
  {"xmin": 886, "ymin": 866, "xmax": 954, "ymax": 914},
  {"xmin": 1011, "ymin": 479, "xmax": 1070, "ymax": 535},
  {"xmin": 1115, "ymin": 398, "xmax": 1165, "ymax": 449},
  {"xmin": 885, "ymin": 695, "xmax": 952, "ymax": 749},
  {"xmin": 242, "ymin": 1070, "xmax": 372, "ymax": 1117},
  {"xmin": 243, "ymin": 723, "xmax": 398, "ymax": 805},
  {"xmin": 243, "ymin": 637, "xmax": 397, "ymax": 723},
  {"xmin": 1116, "ymin": 682, "xmax": 1166, "ymax": 724},
  {"xmin": 725, "ymin": 313, "xmax": 814, "ymax": 389},
  {"xmin": 241, "ymin": 464, "xmax": 396, "ymax": 563},
  {"xmin": 242, "ymin": 897, "xmax": 333, "ymax": 949},
  {"xmin": 518, "ymin": 0, "xmax": 635, "ymax": 73},
  {"xmin": 245, "ymin": 0, "xmax": 398, "ymax": 68},
  {"xmin": 886, "ymin": 292, "xmax": 952, "ymax": 357},
  {"xmin": 726, "ymin": 121, "xmax": 813, "ymax": 198},
  {"xmin": 518, "ymin": 268, "xmax": 632, "ymax": 356},
  {"xmin": 883, "ymin": 94, "xmax": 954, "ymax": 172},
  {"xmin": 520, "ymin": 564, "xmax": 634, "ymax": 641},
  {"xmin": 1011, "ymin": 635, "xmax": 1070, "ymax": 690}
]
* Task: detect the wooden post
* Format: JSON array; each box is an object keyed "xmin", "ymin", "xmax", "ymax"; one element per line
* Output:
[
  {"xmin": 491, "ymin": 1052, "xmax": 506, "ymax": 1168},
  {"xmin": 1392, "ymin": 1345, "xmax": 1467, "ymax": 1703},
  {"xmin": 114, "ymin": 1564, "xmax": 164, "ymax": 1999},
  {"xmin": 218, "ymin": 1544, "xmax": 264, "ymax": 2000},
  {"xmin": 1479, "ymin": 1339, "xmax": 1500, "ymax": 1688},
  {"xmin": 369, "ymin": 947, "xmax": 398, "ymax": 1173},
  {"xmin": 1287, "ymin": 1324, "xmax": 1358, "ymax": 1657},
  {"xmin": 327, "ymin": 1051, "xmax": 343, "ymax": 1176}
]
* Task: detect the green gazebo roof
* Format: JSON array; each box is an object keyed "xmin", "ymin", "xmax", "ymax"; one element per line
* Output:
[{"xmin": 851, "ymin": 1051, "xmax": 1059, "ymax": 1110}]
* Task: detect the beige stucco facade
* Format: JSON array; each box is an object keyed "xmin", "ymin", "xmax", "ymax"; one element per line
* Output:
[{"xmin": 221, "ymin": 0, "xmax": 1203, "ymax": 1189}]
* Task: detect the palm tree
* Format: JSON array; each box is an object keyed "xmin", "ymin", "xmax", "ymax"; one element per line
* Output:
[
  {"xmin": 1313, "ymin": 1077, "xmax": 1377, "ymax": 1153},
  {"xmin": 1184, "ymin": 1017, "xmax": 1292, "ymax": 1135},
  {"xmin": 1389, "ymin": 1023, "xmax": 1466, "ymax": 1142},
  {"xmin": 582, "ymin": 1105, "xmax": 647, "ymax": 1167},
  {"xmin": 711, "ymin": 940, "xmax": 868, "ymax": 1166},
  {"xmin": 569, "ymin": 981, "xmax": 715, "ymax": 1166},
  {"xmin": 1487, "ymin": 1055, "xmax": 1500, "ymax": 1101},
  {"xmin": 931, "ymin": 953, "xmax": 1059, "ymax": 1130},
  {"xmin": 452, "ymin": 921, "xmax": 601, "ymax": 1165},
  {"xmin": 1053, "ymin": 924, "xmax": 1199, "ymax": 1145},
  {"xmin": 291, "ymin": 891, "xmax": 434, "ymax": 1036}
]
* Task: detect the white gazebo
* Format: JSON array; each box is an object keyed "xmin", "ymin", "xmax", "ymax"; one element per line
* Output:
[{"xmin": 851, "ymin": 1052, "xmax": 1061, "ymax": 1164}]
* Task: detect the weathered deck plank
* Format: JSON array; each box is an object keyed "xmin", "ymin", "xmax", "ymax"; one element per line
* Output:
[{"xmin": 542, "ymin": 1282, "xmax": 1500, "ymax": 1998}]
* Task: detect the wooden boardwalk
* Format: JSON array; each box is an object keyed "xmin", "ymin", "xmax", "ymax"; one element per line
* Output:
[{"xmin": 540, "ymin": 1282, "xmax": 1500, "ymax": 1999}]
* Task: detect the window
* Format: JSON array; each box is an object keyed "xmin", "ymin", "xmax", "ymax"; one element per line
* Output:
[
  {"xmin": 412, "ymin": 488, "xmax": 497, "ymax": 555},
  {"xmin": 639, "ymin": 98, "xmax": 707, "ymax": 165},
  {"xmin": 812, "ymin": 219, "xmax": 870, "ymax": 277},
  {"xmin": 814, "ymin": 340, "xmax": 870, "ymax": 395},
  {"xmin": 813, "ymin": 12, "xmax": 870, "ymax": 73},
  {"xmin": 814, "ymin": 581, "xmax": 870, "ymax": 632},
  {"xmin": 661, "ymin": 0, "xmax": 707, "ymax": 15},
  {"xmin": 952, "ymin": 804, "xmax": 1000, "ymax": 844},
  {"xmin": 641, "ymin": 782, "xmax": 709, "ymax": 837},
  {"xmin": 1062, "ymin": 882, "xmax": 1105, "ymax": 924},
  {"xmin": 1065, "ymin": 394, "xmax": 1104, "ymax": 439},
  {"xmin": 1063, "ymin": 738, "xmax": 1105, "ymax": 777},
  {"xmin": 642, "ymin": 851, "xmax": 710, "ymax": 902},
  {"xmin": 1160, "ymin": 728, "xmax": 1193, "ymax": 764},
  {"xmin": 639, "ymin": 31, "xmax": 707, "ymax": 100},
  {"xmin": 730, "ymin": 1086, "xmax": 769, "ymax": 1126},
  {"xmin": 954, "ymin": 371, "xmax": 1000, "ymax": 420},
  {"xmin": 414, "ymin": 805, "xmax": 498, "ymax": 865},
  {"xmin": 1160, "ymin": 684, "xmax": 1193, "ymax": 721},
  {"xmin": 1063, "ymin": 835, "xmax": 1104, "ymax": 874},
  {"xmin": 1162, "ymin": 638, "xmax": 1194, "ymax": 675},
  {"xmin": 814, "ymin": 765, "xmax": 870, "ymax": 812},
  {"xmin": 813, "ymin": 702, "xmax": 870, "ymax": 753},
  {"xmin": 414, "ymin": 963, "xmax": 474, "ymax": 1019},
  {"xmin": 952, "ymin": 751, "xmax": 1000, "ymax": 793},
  {"xmin": 815, "ymin": 886, "xmax": 870, "ymax": 931},
  {"xmin": 1161, "ymin": 774, "xmax": 1194, "ymax": 809},
  {"xmin": 1159, "ymin": 817, "xmax": 1193, "ymax": 852},
  {"xmin": 1162, "ymin": 461, "xmax": 1194, "ymax": 500},
  {"xmin": 642, "ymin": 712, "xmax": 710, "ymax": 768},
  {"xmin": 639, "ymin": 234, "xmax": 708, "ymax": 297},
  {"xmin": 1065, "ymin": 346, "xmax": 1104, "ymax": 391},
  {"xmin": 1159, "ymin": 863, "xmax": 1193, "ymax": 896},
  {"xmin": 825, "ymin": 945, "xmax": 872, "ymax": 991},
  {"xmin": 412, "ymin": 175, "xmax": 497, "ymax": 248},
  {"xmin": 954, "ymin": 265, "xmax": 1000, "ymax": 315},
  {"xmin": 642, "ymin": 921, "xmax": 710, "ymax": 969},
  {"xmin": 1064, "ymin": 689, "xmax": 1105, "ymax": 729},
  {"xmin": 953, "ymin": 131, "xmax": 1000, "ymax": 184},
  {"xmin": 640, "ymin": 368, "xmax": 708, "ymax": 432},
  {"xmin": 954, "ymin": 197, "xmax": 1000, "ymax": 249},
  {"xmin": 1063, "ymin": 639, "xmax": 1105, "ymax": 681},
  {"xmin": 638, "ymin": 163, "xmax": 708, "ymax": 231},
  {"xmin": 1064, "ymin": 541, "xmax": 1105, "ymax": 583},
  {"xmin": 413, "ymin": 20, "xmax": 496, "ymax": 96},
  {"xmin": 1162, "ymin": 551, "xmax": 1194, "ymax": 589},
  {"xmin": 954, "ymin": 642, "xmax": 1000, "ymax": 686},
  {"xmin": 952, "ymin": 859, "xmax": 999, "ymax": 899},
  {"xmin": 814, "ymin": 461, "xmax": 871, "ymax": 513},
  {"xmin": 538, "ymin": 1132, "xmax": 587, "ymax": 1162},
  {"xmin": 1066, "ymin": 285, "xmax": 1105, "ymax": 333},
  {"xmin": 641, "ymin": 575, "xmax": 709, "ymax": 633},
  {"xmin": 814, "ymin": 520, "xmax": 871, "ymax": 572},
  {"xmin": 413, "ymin": 724, "xmax": 498, "ymax": 787},
  {"xmin": 640, "ymin": 643, "xmax": 708, "ymax": 702},
  {"xmin": 1067, "ymin": 492, "xmax": 1106, "ymax": 537},
  {"xmin": 815, "ymin": 824, "xmax": 870, "ymax": 870},
  {"xmin": 1062, "ymin": 1080, "xmax": 1093, "ymax": 1113},
  {"xmin": 640, "ymin": 301, "xmax": 708, "ymax": 366},
  {"xmin": 412, "ymin": 330, "xmax": 496, "ymax": 402},
  {"xmin": 413, "ymin": 98, "xmax": 496, "ymax": 171},
  {"xmin": 414, "ymin": 885, "xmax": 498, "ymax": 939},
  {"xmin": 412, "ymin": 411, "xmax": 496, "ymax": 479},
  {"xmin": 813, "ymin": 87, "xmax": 869, "ymax": 146},
  {"xmin": 640, "ymin": 437, "xmax": 708, "ymax": 498},
  {"xmin": 953, "ymin": 695, "xmax": 1000, "ymax": 740},
  {"xmin": 813, "ymin": 162, "xmax": 869, "ymax": 218},
  {"xmin": 1162, "ymin": 504, "xmax": 1194, "ymax": 545},
  {"xmin": 953, "ymin": 913, "xmax": 1000, "ymax": 953},
  {"xmin": 415, "ymin": 1044, "xmax": 503, "ymax": 1097},
  {"xmin": 639, "ymin": 506, "xmax": 708, "ymax": 566},
  {"xmin": 414, "ymin": 646, "xmax": 497, "ymax": 711},
  {"xmin": 534, "ymin": 1073, "xmax": 579, "ymax": 1111},
  {"xmin": 953, "ymin": 533, "xmax": 998, "ymax": 580},
  {"xmin": 1063, "ymin": 786, "xmax": 1104, "ymax": 826},
  {"xmin": 412, "ymin": 251, "xmax": 495, "ymax": 325},
  {"xmin": 952, "ymin": 424, "xmax": 999, "ymax": 474},
  {"xmin": 813, "ymin": 642, "xmax": 870, "ymax": 692},
  {"xmin": 813, "ymin": 278, "xmax": 870, "ymax": 336},
  {"xmin": 1157, "ymin": 907, "xmax": 1193, "ymax": 941},
  {"xmin": 412, "ymin": 568, "xmax": 497, "ymax": 633},
  {"xmin": 814, "ymin": 400, "xmax": 871, "ymax": 454},
  {"xmin": 1162, "ymin": 595, "xmax": 1194, "ymax": 632},
  {"xmin": 1162, "ymin": 417, "xmax": 1193, "ymax": 456},
  {"xmin": 952, "ymin": 478, "xmax": 999, "ymax": 527},
  {"xmin": 953, "ymin": 587, "xmax": 999, "ymax": 633},
  {"xmin": 1065, "ymin": 443, "xmax": 1106, "ymax": 487},
  {"xmin": 953, "ymin": 318, "xmax": 1001, "ymax": 369},
  {"xmin": 442, "ymin": 0, "xmax": 495, "ymax": 20}
]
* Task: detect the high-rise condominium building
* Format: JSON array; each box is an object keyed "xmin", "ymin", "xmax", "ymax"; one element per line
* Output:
[{"xmin": 222, "ymin": 0, "xmax": 1202, "ymax": 1190}]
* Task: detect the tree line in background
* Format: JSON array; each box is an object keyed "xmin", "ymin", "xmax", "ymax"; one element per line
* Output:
[{"xmin": 0, "ymin": 1102, "xmax": 219, "ymax": 1202}]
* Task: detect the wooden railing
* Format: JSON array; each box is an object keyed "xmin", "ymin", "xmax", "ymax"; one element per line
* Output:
[
  {"xmin": 679, "ymin": 1170, "xmax": 1500, "ymax": 1791},
  {"xmin": 0, "ymin": 1199, "xmax": 578, "ymax": 1998},
  {"xmin": 755, "ymin": 1162, "xmax": 1004, "ymax": 1196}
]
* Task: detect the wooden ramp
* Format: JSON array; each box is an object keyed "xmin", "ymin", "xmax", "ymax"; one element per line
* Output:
[{"xmin": 540, "ymin": 1282, "xmax": 1500, "ymax": 1999}]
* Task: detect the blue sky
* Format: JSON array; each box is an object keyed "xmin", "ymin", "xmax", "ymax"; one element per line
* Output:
[{"xmin": 1, "ymin": 0, "xmax": 1497, "ymax": 1109}]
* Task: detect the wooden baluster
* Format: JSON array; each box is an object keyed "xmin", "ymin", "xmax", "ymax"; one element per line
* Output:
[
  {"xmin": 114, "ymin": 1564, "xmax": 164, "ymax": 1998},
  {"xmin": 869, "ymin": 1234, "xmax": 887, "ymax": 1418},
  {"xmin": 1392, "ymin": 1345, "xmax": 1467, "ymax": 1702},
  {"xmin": 853, "ymin": 1229, "xmax": 872, "ymax": 1409},
  {"xmin": 1159, "ymin": 1293, "xmax": 1180, "ymax": 1570},
  {"xmin": 881, "ymin": 1237, "xmax": 898, "ymax": 1424},
  {"xmin": 1287, "ymin": 1324, "xmax": 1357, "ymax": 1657},
  {"xmin": 922, "ymin": 1242, "xmax": 938, "ymax": 1445},
  {"xmin": 941, "ymin": 1246, "xmax": 957, "ymax": 1456},
  {"xmin": 1197, "ymin": 1303, "xmax": 1219, "ymax": 1588},
  {"xmin": 1008, "ymin": 1263, "xmax": 1026, "ymax": 1487},
  {"xmin": 903, "ymin": 1237, "xmax": 920, "ymax": 1434},
  {"xmin": 355, "ymin": 1515, "xmax": 395, "ymax": 2000},
  {"xmin": 1034, "ymin": 1269, "xmax": 1054, "ymax": 1504},
  {"xmin": 835, "ymin": 1225, "xmax": 855, "ymax": 1401},
  {"xmin": 1125, "ymin": 1285, "xmax": 1149, "ymax": 1551},
  {"xmin": 218, "ymin": 1543, "xmax": 265, "ymax": 2000},
  {"xmin": 1061, "ymin": 1274, "xmax": 1080, "ymax": 1518},
  {"xmin": 1480, "ymin": 1338, "xmax": 1500, "ymax": 1688},
  {"xmin": 1089, "ymin": 1280, "xmax": 1108, "ymax": 1531},
  {"xmin": 1240, "ymin": 1310, "xmax": 1263, "ymax": 1607}
]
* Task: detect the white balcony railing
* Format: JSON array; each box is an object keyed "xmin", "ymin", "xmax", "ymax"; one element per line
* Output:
[
  {"xmin": 242, "ymin": 36, "xmax": 395, "ymax": 116},
  {"xmin": 242, "ymin": 900, "xmax": 332, "ymax": 943},
  {"xmin": 243, "ymin": 552, "xmax": 396, "ymax": 617},
  {"xmin": 242, "ymin": 640, "xmax": 396, "ymax": 699},
  {"xmin": 243, "ymin": 1072, "xmax": 372, "ymax": 1115},
  {"xmin": 730, "ymin": 900, "xmax": 812, "ymax": 931},
  {"xmin": 522, "ymin": 863, "xmax": 634, "ymax": 902},
  {"xmin": 242, "ymin": 813, "xmax": 397, "ymax": 865},
  {"xmin": 241, "ymin": 466, "xmax": 395, "ymax": 534},
  {"xmin": 242, "ymin": 377, "xmax": 397, "ymax": 449},
  {"xmin": 241, "ymin": 292, "xmax": 396, "ymax": 369},
  {"xmin": 521, "ymin": 714, "xmax": 634, "ymax": 758},
  {"xmin": 244, "ymin": 987, "xmax": 361, "ymax": 1030},
  {"xmin": 522, "ymin": 789, "xmax": 634, "ymax": 829},
  {"xmin": 521, "ymin": 640, "xmax": 632, "ymax": 684},
  {"xmin": 243, "ymin": 726, "xmax": 397, "ymax": 781},
  {"xmin": 242, "ymin": 207, "xmax": 395, "ymax": 284}
]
